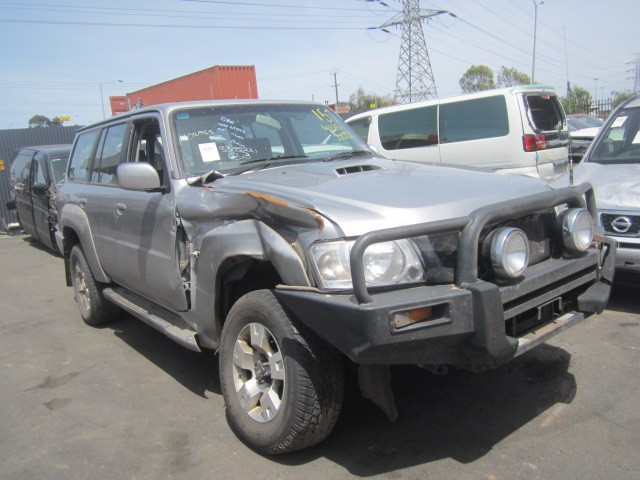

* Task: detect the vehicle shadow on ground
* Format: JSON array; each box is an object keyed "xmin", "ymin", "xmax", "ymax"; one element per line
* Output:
[
  {"xmin": 21, "ymin": 234, "xmax": 61, "ymax": 257},
  {"xmin": 102, "ymin": 310, "xmax": 576, "ymax": 475},
  {"xmin": 607, "ymin": 282, "xmax": 640, "ymax": 315},
  {"xmin": 107, "ymin": 313, "xmax": 221, "ymax": 398},
  {"xmin": 280, "ymin": 344, "xmax": 576, "ymax": 475}
]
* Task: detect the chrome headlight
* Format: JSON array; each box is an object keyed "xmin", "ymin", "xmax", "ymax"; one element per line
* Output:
[
  {"xmin": 487, "ymin": 227, "xmax": 529, "ymax": 279},
  {"xmin": 558, "ymin": 208, "xmax": 593, "ymax": 253},
  {"xmin": 310, "ymin": 239, "xmax": 425, "ymax": 290}
]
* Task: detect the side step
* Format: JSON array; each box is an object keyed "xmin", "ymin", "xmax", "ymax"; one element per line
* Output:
[
  {"xmin": 103, "ymin": 287, "xmax": 200, "ymax": 352},
  {"xmin": 515, "ymin": 311, "xmax": 585, "ymax": 357}
]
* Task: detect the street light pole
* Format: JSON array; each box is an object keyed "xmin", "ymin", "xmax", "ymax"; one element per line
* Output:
[
  {"xmin": 100, "ymin": 80, "xmax": 123, "ymax": 118},
  {"xmin": 532, "ymin": 0, "xmax": 544, "ymax": 84}
]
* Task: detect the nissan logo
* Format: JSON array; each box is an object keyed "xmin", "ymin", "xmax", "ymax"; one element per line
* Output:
[{"xmin": 611, "ymin": 216, "xmax": 633, "ymax": 233}]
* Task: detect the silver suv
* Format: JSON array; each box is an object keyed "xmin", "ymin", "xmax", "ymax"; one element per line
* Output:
[{"xmin": 57, "ymin": 100, "xmax": 615, "ymax": 454}]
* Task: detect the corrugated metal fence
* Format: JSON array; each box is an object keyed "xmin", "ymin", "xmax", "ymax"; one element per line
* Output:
[{"xmin": 0, "ymin": 126, "xmax": 81, "ymax": 233}]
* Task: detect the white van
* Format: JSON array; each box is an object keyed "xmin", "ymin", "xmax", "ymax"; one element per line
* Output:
[{"xmin": 346, "ymin": 86, "xmax": 570, "ymax": 182}]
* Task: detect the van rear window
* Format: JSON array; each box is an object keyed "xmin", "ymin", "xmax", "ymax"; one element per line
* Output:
[
  {"xmin": 378, "ymin": 105, "xmax": 438, "ymax": 150},
  {"xmin": 525, "ymin": 94, "xmax": 563, "ymax": 131},
  {"xmin": 440, "ymin": 95, "xmax": 509, "ymax": 143}
]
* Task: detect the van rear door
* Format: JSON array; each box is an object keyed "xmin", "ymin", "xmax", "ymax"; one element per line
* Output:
[{"xmin": 520, "ymin": 92, "xmax": 569, "ymax": 181}]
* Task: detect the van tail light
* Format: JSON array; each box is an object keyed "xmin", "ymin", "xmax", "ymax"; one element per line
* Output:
[{"xmin": 523, "ymin": 134, "xmax": 547, "ymax": 151}]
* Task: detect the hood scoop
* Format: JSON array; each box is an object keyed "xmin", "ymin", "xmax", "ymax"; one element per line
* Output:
[
  {"xmin": 335, "ymin": 164, "xmax": 381, "ymax": 175},
  {"xmin": 297, "ymin": 162, "xmax": 383, "ymax": 177}
]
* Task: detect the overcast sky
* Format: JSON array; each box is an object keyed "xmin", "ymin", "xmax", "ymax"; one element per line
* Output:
[{"xmin": 1, "ymin": 0, "xmax": 637, "ymax": 129}]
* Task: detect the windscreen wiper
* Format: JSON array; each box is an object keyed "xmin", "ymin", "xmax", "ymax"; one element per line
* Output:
[
  {"xmin": 323, "ymin": 150, "xmax": 373, "ymax": 162},
  {"xmin": 239, "ymin": 154, "xmax": 309, "ymax": 166},
  {"xmin": 232, "ymin": 155, "xmax": 310, "ymax": 175}
]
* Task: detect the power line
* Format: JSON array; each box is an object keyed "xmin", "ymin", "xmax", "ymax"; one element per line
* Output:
[{"xmin": 0, "ymin": 18, "xmax": 366, "ymax": 30}]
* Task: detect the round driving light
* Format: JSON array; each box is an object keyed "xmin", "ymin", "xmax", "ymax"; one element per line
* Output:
[
  {"xmin": 489, "ymin": 227, "xmax": 530, "ymax": 278},
  {"xmin": 560, "ymin": 208, "xmax": 593, "ymax": 253}
]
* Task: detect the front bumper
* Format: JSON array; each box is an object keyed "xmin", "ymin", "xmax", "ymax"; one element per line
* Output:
[
  {"xmin": 277, "ymin": 241, "xmax": 615, "ymax": 370},
  {"xmin": 613, "ymin": 237, "xmax": 640, "ymax": 272},
  {"xmin": 277, "ymin": 184, "xmax": 616, "ymax": 371}
]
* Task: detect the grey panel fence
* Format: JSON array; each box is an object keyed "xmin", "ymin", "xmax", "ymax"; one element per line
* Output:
[{"xmin": 0, "ymin": 126, "xmax": 81, "ymax": 233}]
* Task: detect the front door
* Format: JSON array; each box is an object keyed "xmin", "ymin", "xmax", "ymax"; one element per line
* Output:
[{"xmin": 105, "ymin": 116, "xmax": 188, "ymax": 312}]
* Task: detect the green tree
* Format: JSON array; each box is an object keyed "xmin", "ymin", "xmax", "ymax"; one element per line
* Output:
[
  {"xmin": 49, "ymin": 116, "xmax": 63, "ymax": 127},
  {"xmin": 459, "ymin": 65, "xmax": 495, "ymax": 93},
  {"xmin": 496, "ymin": 66, "xmax": 531, "ymax": 88},
  {"xmin": 348, "ymin": 87, "xmax": 396, "ymax": 113},
  {"xmin": 28, "ymin": 114, "xmax": 65, "ymax": 128},
  {"xmin": 611, "ymin": 90, "xmax": 635, "ymax": 109},
  {"xmin": 562, "ymin": 86, "xmax": 592, "ymax": 114},
  {"xmin": 28, "ymin": 114, "xmax": 51, "ymax": 128}
]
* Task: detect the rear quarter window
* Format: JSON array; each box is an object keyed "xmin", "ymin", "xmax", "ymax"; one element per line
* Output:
[
  {"xmin": 378, "ymin": 105, "xmax": 438, "ymax": 150},
  {"xmin": 440, "ymin": 95, "xmax": 509, "ymax": 143}
]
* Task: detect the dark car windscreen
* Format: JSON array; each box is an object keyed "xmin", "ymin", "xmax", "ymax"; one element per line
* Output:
[{"xmin": 589, "ymin": 107, "xmax": 640, "ymax": 164}]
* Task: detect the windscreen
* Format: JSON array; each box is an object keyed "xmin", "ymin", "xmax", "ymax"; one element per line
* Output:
[
  {"xmin": 589, "ymin": 107, "xmax": 640, "ymax": 164},
  {"xmin": 172, "ymin": 104, "xmax": 369, "ymax": 177}
]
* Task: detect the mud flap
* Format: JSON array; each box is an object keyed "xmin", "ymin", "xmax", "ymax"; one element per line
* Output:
[{"xmin": 358, "ymin": 364, "xmax": 398, "ymax": 422}]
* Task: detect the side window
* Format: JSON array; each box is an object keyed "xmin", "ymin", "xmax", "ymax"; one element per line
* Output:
[
  {"xmin": 131, "ymin": 118, "xmax": 167, "ymax": 184},
  {"xmin": 68, "ymin": 130, "xmax": 99, "ymax": 182},
  {"xmin": 33, "ymin": 159, "xmax": 47, "ymax": 186},
  {"xmin": 440, "ymin": 95, "xmax": 509, "ymax": 143},
  {"xmin": 378, "ymin": 106, "xmax": 438, "ymax": 150},
  {"xmin": 91, "ymin": 123, "xmax": 127, "ymax": 184},
  {"xmin": 347, "ymin": 117, "xmax": 371, "ymax": 142},
  {"xmin": 11, "ymin": 153, "xmax": 32, "ymax": 193},
  {"xmin": 50, "ymin": 156, "xmax": 69, "ymax": 186}
]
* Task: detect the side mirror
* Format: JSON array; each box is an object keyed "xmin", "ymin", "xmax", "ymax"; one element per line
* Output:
[
  {"xmin": 32, "ymin": 183, "xmax": 49, "ymax": 195},
  {"xmin": 117, "ymin": 162, "xmax": 161, "ymax": 192}
]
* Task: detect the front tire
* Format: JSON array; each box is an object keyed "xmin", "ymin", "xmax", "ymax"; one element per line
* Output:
[
  {"xmin": 69, "ymin": 245, "xmax": 118, "ymax": 326},
  {"xmin": 219, "ymin": 290, "xmax": 344, "ymax": 454}
]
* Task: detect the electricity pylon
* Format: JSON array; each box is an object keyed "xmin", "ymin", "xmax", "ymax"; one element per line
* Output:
[{"xmin": 377, "ymin": 0, "xmax": 447, "ymax": 103}]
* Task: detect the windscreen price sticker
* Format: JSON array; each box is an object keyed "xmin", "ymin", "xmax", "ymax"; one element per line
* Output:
[{"xmin": 311, "ymin": 108, "xmax": 354, "ymax": 141}]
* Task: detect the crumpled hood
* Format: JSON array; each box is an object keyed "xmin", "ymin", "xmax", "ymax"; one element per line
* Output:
[
  {"xmin": 552, "ymin": 162, "xmax": 640, "ymax": 211},
  {"xmin": 207, "ymin": 158, "xmax": 551, "ymax": 236}
]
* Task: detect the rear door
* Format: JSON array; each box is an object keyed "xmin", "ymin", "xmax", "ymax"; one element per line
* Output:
[
  {"xmin": 12, "ymin": 151, "xmax": 36, "ymax": 235},
  {"xmin": 30, "ymin": 153, "xmax": 57, "ymax": 250}
]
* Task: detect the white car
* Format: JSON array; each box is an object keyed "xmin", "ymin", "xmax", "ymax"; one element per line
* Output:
[{"xmin": 555, "ymin": 95, "xmax": 640, "ymax": 281}]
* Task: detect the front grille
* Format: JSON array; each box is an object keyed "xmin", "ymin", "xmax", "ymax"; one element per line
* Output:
[{"xmin": 601, "ymin": 213, "xmax": 640, "ymax": 236}]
